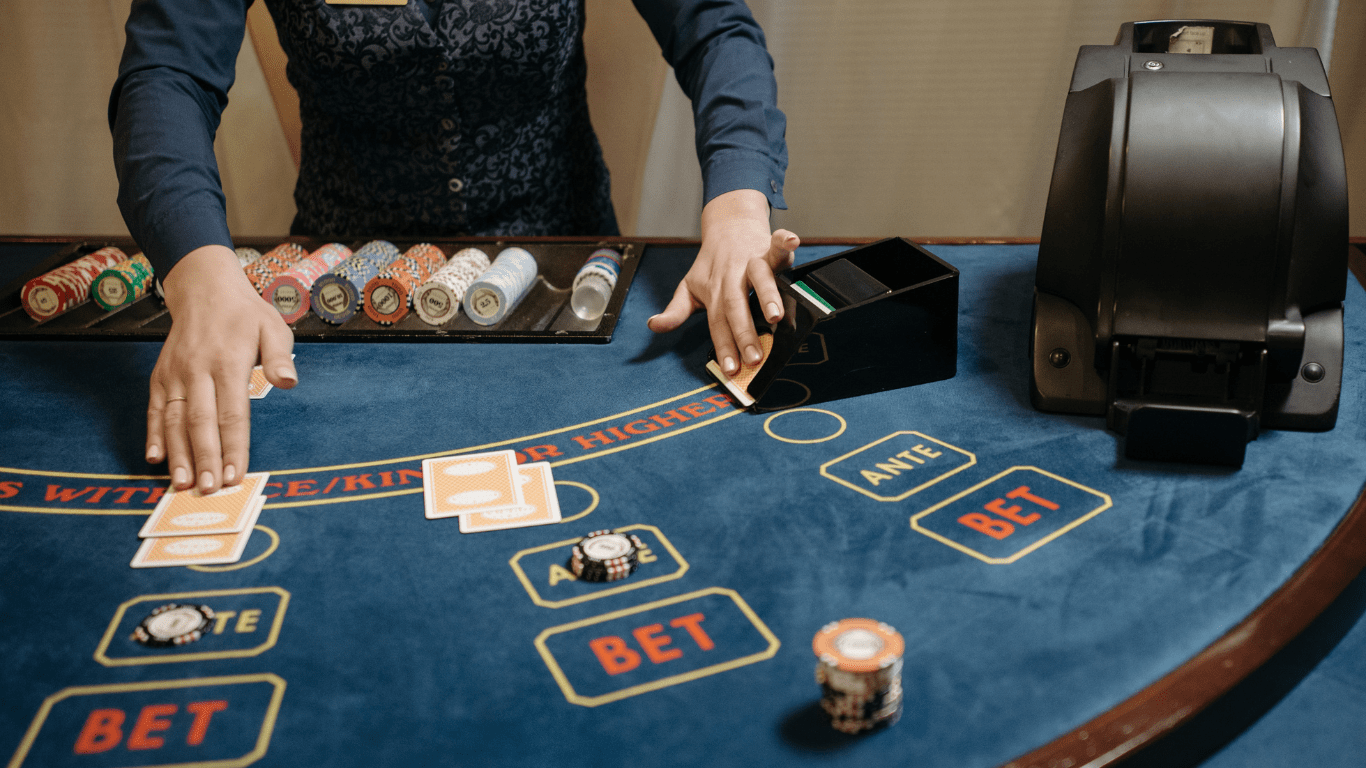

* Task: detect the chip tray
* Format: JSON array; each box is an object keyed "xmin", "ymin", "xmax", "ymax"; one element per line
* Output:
[{"xmin": 0, "ymin": 238, "xmax": 643, "ymax": 343}]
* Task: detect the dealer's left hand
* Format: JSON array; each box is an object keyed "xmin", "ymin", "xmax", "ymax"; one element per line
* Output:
[{"xmin": 647, "ymin": 188, "xmax": 799, "ymax": 374}]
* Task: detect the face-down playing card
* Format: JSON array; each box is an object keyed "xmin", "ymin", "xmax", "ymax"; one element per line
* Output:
[
  {"xmin": 422, "ymin": 450, "xmax": 527, "ymax": 520},
  {"xmin": 139, "ymin": 472, "xmax": 270, "ymax": 538},
  {"xmin": 459, "ymin": 461, "xmax": 562, "ymax": 533}
]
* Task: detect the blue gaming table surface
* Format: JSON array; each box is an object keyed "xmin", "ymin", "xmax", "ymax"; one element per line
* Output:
[{"xmin": 1, "ymin": 241, "xmax": 1363, "ymax": 768}]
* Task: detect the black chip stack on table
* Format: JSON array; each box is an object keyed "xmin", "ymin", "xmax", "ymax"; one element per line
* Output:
[
  {"xmin": 570, "ymin": 529, "xmax": 644, "ymax": 582},
  {"xmin": 131, "ymin": 603, "xmax": 215, "ymax": 648},
  {"xmin": 812, "ymin": 618, "xmax": 905, "ymax": 734}
]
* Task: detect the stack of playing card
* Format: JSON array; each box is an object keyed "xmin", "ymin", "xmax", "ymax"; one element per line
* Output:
[
  {"xmin": 422, "ymin": 450, "xmax": 562, "ymax": 533},
  {"xmin": 131, "ymin": 473, "xmax": 270, "ymax": 568}
]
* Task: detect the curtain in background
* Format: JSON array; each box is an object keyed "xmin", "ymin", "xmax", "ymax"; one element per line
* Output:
[
  {"xmin": 0, "ymin": 0, "xmax": 296, "ymax": 238},
  {"xmin": 1, "ymin": 1, "xmax": 1360, "ymax": 240}
]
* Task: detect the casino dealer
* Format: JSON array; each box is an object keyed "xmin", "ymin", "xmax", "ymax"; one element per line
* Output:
[{"xmin": 111, "ymin": 0, "xmax": 801, "ymax": 494}]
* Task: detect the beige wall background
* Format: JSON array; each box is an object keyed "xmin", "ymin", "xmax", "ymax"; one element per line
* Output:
[{"xmin": 0, "ymin": 1, "xmax": 1361, "ymax": 240}]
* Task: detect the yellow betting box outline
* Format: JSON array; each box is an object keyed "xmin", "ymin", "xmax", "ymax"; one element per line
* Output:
[
  {"xmin": 5, "ymin": 673, "xmax": 286, "ymax": 768},
  {"xmin": 910, "ymin": 466, "xmax": 1113, "ymax": 564},
  {"xmin": 820, "ymin": 431, "xmax": 976, "ymax": 502},
  {"xmin": 510, "ymin": 524, "xmax": 687, "ymax": 608},
  {"xmin": 94, "ymin": 587, "xmax": 290, "ymax": 667},
  {"xmin": 534, "ymin": 587, "xmax": 780, "ymax": 707},
  {"xmin": 0, "ymin": 384, "xmax": 742, "ymax": 515}
]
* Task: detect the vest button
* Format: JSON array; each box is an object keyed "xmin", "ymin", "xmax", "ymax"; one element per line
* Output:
[
  {"xmin": 437, "ymin": 62, "xmax": 449, "ymax": 72},
  {"xmin": 448, "ymin": 178, "xmax": 464, "ymax": 193},
  {"xmin": 441, "ymin": 118, "xmax": 454, "ymax": 131}
]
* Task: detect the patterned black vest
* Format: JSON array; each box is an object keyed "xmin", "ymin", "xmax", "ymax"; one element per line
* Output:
[{"xmin": 263, "ymin": 0, "xmax": 618, "ymax": 238}]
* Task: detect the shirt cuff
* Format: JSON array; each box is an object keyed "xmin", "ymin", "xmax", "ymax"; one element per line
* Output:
[
  {"xmin": 702, "ymin": 149, "xmax": 788, "ymax": 211},
  {"xmin": 141, "ymin": 204, "xmax": 235, "ymax": 279}
]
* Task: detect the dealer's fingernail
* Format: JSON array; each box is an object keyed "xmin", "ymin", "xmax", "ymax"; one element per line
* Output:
[
  {"xmin": 745, "ymin": 346, "xmax": 762, "ymax": 364},
  {"xmin": 223, "ymin": 464, "xmax": 236, "ymax": 484},
  {"xmin": 199, "ymin": 472, "xmax": 214, "ymax": 492},
  {"xmin": 765, "ymin": 302, "xmax": 780, "ymax": 321},
  {"xmin": 146, "ymin": 445, "xmax": 161, "ymax": 462},
  {"xmin": 172, "ymin": 466, "xmax": 187, "ymax": 487},
  {"xmin": 723, "ymin": 356, "xmax": 736, "ymax": 374},
  {"xmin": 277, "ymin": 367, "xmax": 298, "ymax": 386}
]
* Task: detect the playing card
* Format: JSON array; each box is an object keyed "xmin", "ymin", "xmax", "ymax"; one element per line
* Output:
[
  {"xmin": 459, "ymin": 461, "xmax": 562, "ymax": 533},
  {"xmin": 706, "ymin": 332, "xmax": 774, "ymax": 407},
  {"xmin": 422, "ymin": 450, "xmax": 526, "ymax": 520},
  {"xmin": 249, "ymin": 354, "xmax": 296, "ymax": 399},
  {"xmin": 139, "ymin": 472, "xmax": 270, "ymax": 538},
  {"xmin": 131, "ymin": 495, "xmax": 264, "ymax": 568}
]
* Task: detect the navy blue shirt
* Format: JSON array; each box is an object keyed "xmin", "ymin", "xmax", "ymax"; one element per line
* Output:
[{"xmin": 110, "ymin": 0, "xmax": 789, "ymax": 277}]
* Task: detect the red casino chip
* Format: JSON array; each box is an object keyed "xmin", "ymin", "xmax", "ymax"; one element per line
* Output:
[{"xmin": 20, "ymin": 246, "xmax": 127, "ymax": 321}]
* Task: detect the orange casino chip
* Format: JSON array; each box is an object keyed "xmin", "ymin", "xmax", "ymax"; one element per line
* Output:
[
  {"xmin": 244, "ymin": 242, "xmax": 309, "ymax": 294},
  {"xmin": 811, "ymin": 618, "xmax": 905, "ymax": 674},
  {"xmin": 364, "ymin": 243, "xmax": 447, "ymax": 325}
]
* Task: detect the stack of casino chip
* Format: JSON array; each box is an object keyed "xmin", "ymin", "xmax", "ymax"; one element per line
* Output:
[
  {"xmin": 414, "ymin": 247, "xmax": 491, "ymax": 325},
  {"xmin": 131, "ymin": 603, "xmax": 215, "ymax": 648},
  {"xmin": 244, "ymin": 242, "xmax": 308, "ymax": 294},
  {"xmin": 570, "ymin": 529, "xmax": 644, "ymax": 582},
  {"xmin": 93, "ymin": 252, "xmax": 155, "ymax": 311},
  {"xmin": 263, "ymin": 242, "xmax": 353, "ymax": 323},
  {"xmin": 812, "ymin": 618, "xmax": 905, "ymax": 734},
  {"xmin": 310, "ymin": 240, "xmax": 402, "ymax": 324},
  {"xmin": 363, "ymin": 243, "xmax": 448, "ymax": 325},
  {"xmin": 235, "ymin": 247, "xmax": 263, "ymax": 269},
  {"xmin": 20, "ymin": 246, "xmax": 127, "ymax": 321},
  {"xmin": 462, "ymin": 246, "xmax": 538, "ymax": 326}
]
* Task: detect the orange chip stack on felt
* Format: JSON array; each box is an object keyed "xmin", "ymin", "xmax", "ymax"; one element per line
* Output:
[
  {"xmin": 363, "ymin": 243, "xmax": 447, "ymax": 325},
  {"xmin": 812, "ymin": 618, "xmax": 905, "ymax": 734},
  {"xmin": 244, "ymin": 242, "xmax": 308, "ymax": 294},
  {"xmin": 20, "ymin": 246, "xmax": 127, "ymax": 321},
  {"xmin": 263, "ymin": 242, "xmax": 353, "ymax": 323}
]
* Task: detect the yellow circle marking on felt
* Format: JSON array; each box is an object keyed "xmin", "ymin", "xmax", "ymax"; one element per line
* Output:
[
  {"xmin": 555, "ymin": 480, "xmax": 598, "ymax": 523},
  {"xmin": 764, "ymin": 408, "xmax": 847, "ymax": 444},
  {"xmin": 188, "ymin": 525, "xmax": 280, "ymax": 573}
]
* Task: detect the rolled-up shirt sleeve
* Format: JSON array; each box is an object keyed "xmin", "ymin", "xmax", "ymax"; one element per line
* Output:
[
  {"xmin": 631, "ymin": 0, "xmax": 788, "ymax": 210},
  {"xmin": 109, "ymin": 0, "xmax": 249, "ymax": 277}
]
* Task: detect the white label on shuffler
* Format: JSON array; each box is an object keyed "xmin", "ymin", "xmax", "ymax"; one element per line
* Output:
[{"xmin": 1169, "ymin": 26, "xmax": 1214, "ymax": 54}]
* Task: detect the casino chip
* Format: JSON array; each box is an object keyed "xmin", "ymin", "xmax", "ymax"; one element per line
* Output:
[
  {"xmin": 93, "ymin": 253, "xmax": 154, "ymax": 311},
  {"xmin": 244, "ymin": 242, "xmax": 308, "ymax": 294},
  {"xmin": 812, "ymin": 618, "xmax": 905, "ymax": 734},
  {"xmin": 131, "ymin": 603, "xmax": 215, "ymax": 648},
  {"xmin": 264, "ymin": 243, "xmax": 353, "ymax": 323},
  {"xmin": 414, "ymin": 247, "xmax": 490, "ymax": 325},
  {"xmin": 364, "ymin": 243, "xmax": 448, "ymax": 325},
  {"xmin": 311, "ymin": 240, "xmax": 402, "ymax": 324},
  {"xmin": 20, "ymin": 246, "xmax": 127, "ymax": 321},
  {"xmin": 569, "ymin": 529, "xmax": 645, "ymax": 582},
  {"xmin": 461, "ymin": 247, "xmax": 537, "ymax": 326}
]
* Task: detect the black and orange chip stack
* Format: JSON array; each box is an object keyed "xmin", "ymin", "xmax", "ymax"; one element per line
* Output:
[
  {"xmin": 20, "ymin": 246, "xmax": 127, "ymax": 321},
  {"xmin": 813, "ymin": 618, "xmax": 905, "ymax": 734},
  {"xmin": 363, "ymin": 243, "xmax": 446, "ymax": 325},
  {"xmin": 243, "ymin": 242, "xmax": 308, "ymax": 295}
]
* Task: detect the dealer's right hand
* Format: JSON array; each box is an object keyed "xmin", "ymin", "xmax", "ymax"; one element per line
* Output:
[{"xmin": 147, "ymin": 244, "xmax": 296, "ymax": 494}]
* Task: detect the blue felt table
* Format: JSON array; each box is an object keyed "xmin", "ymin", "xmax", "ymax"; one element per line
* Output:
[{"xmin": 0, "ymin": 242, "xmax": 1363, "ymax": 768}]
